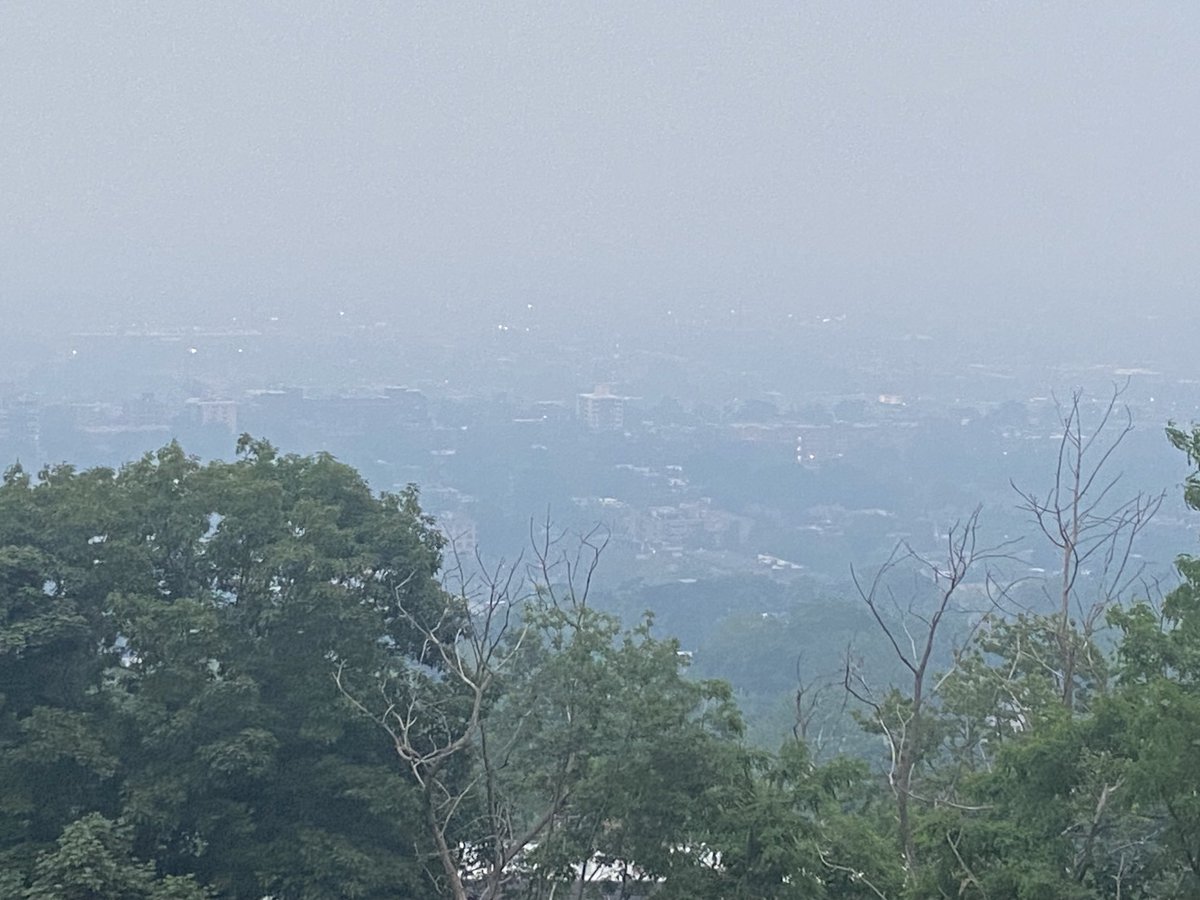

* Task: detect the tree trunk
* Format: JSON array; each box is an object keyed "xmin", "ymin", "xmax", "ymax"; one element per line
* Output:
[
  {"xmin": 1059, "ymin": 473, "xmax": 1080, "ymax": 711},
  {"xmin": 898, "ymin": 682, "xmax": 922, "ymax": 877},
  {"xmin": 426, "ymin": 786, "xmax": 469, "ymax": 900}
]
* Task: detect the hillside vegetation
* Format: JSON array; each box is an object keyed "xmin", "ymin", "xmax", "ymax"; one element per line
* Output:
[{"xmin": 3, "ymin": 429, "xmax": 1200, "ymax": 898}]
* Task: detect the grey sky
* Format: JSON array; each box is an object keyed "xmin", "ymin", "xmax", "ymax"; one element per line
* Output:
[{"xmin": 2, "ymin": 3, "xmax": 1197, "ymax": 328}]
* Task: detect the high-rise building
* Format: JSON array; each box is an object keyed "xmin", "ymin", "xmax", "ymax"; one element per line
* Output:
[{"xmin": 576, "ymin": 384, "xmax": 626, "ymax": 431}]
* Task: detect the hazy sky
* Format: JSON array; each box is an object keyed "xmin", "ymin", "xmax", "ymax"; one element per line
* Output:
[{"xmin": 2, "ymin": 3, "xmax": 1198, "ymax": 329}]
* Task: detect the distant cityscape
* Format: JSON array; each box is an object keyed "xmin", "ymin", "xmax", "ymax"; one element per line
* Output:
[{"xmin": 1, "ymin": 310, "xmax": 1194, "ymax": 590}]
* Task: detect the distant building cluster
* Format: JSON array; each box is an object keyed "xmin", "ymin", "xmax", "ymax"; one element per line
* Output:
[
  {"xmin": 572, "ymin": 494, "xmax": 752, "ymax": 555},
  {"xmin": 0, "ymin": 385, "xmax": 432, "ymax": 467},
  {"xmin": 2, "ymin": 317, "xmax": 1193, "ymax": 582},
  {"xmin": 185, "ymin": 398, "xmax": 238, "ymax": 433}
]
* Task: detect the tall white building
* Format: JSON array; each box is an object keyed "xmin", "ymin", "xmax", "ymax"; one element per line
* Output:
[{"xmin": 576, "ymin": 384, "xmax": 626, "ymax": 431}]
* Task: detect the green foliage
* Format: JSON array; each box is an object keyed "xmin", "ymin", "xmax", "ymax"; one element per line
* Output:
[
  {"xmin": 0, "ymin": 441, "xmax": 444, "ymax": 896},
  {"xmin": 510, "ymin": 607, "xmax": 747, "ymax": 891},
  {"xmin": 22, "ymin": 814, "xmax": 212, "ymax": 899},
  {"xmin": 659, "ymin": 743, "xmax": 901, "ymax": 900},
  {"xmin": 6, "ymin": 425, "xmax": 1200, "ymax": 898},
  {"xmin": 896, "ymin": 422, "xmax": 1200, "ymax": 898}
]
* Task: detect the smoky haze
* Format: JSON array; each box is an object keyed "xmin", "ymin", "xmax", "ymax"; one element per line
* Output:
[{"xmin": 1, "ymin": 3, "xmax": 1198, "ymax": 330}]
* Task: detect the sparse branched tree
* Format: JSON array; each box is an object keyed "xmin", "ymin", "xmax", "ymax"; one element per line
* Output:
[
  {"xmin": 335, "ymin": 546, "xmax": 531, "ymax": 900},
  {"xmin": 843, "ymin": 507, "xmax": 1012, "ymax": 880},
  {"xmin": 792, "ymin": 654, "xmax": 839, "ymax": 755},
  {"xmin": 337, "ymin": 518, "xmax": 751, "ymax": 900},
  {"xmin": 1011, "ymin": 384, "xmax": 1163, "ymax": 711}
]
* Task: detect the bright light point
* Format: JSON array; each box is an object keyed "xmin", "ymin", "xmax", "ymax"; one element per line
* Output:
[{"xmin": 188, "ymin": 347, "xmax": 198, "ymax": 354}]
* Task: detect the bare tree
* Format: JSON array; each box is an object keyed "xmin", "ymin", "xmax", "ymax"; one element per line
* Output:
[
  {"xmin": 843, "ymin": 507, "xmax": 1008, "ymax": 878},
  {"xmin": 334, "ymin": 550, "xmax": 526, "ymax": 900},
  {"xmin": 334, "ymin": 522, "xmax": 610, "ymax": 900},
  {"xmin": 792, "ymin": 654, "xmax": 842, "ymax": 756},
  {"xmin": 1012, "ymin": 384, "xmax": 1163, "ymax": 710}
]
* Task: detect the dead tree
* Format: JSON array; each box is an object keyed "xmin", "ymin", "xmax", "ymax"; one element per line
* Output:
[
  {"xmin": 334, "ymin": 549, "xmax": 526, "ymax": 900},
  {"xmin": 334, "ymin": 523, "xmax": 609, "ymax": 900},
  {"xmin": 844, "ymin": 507, "xmax": 1007, "ymax": 879},
  {"xmin": 793, "ymin": 654, "xmax": 839, "ymax": 754},
  {"xmin": 1012, "ymin": 384, "xmax": 1163, "ymax": 711}
]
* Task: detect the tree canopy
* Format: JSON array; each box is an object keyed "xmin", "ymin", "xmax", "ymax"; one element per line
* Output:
[{"xmin": 2, "ymin": 425, "xmax": 1200, "ymax": 898}]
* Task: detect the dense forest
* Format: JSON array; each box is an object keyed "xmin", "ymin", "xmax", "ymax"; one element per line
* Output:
[{"xmin": 4, "ymin": 426, "xmax": 1200, "ymax": 899}]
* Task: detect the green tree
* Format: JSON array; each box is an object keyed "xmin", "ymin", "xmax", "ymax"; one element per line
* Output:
[
  {"xmin": 111, "ymin": 440, "xmax": 448, "ymax": 897},
  {"xmin": 22, "ymin": 814, "xmax": 210, "ymax": 900},
  {"xmin": 0, "ymin": 463, "xmax": 123, "ymax": 875},
  {"xmin": 0, "ymin": 441, "xmax": 457, "ymax": 897}
]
